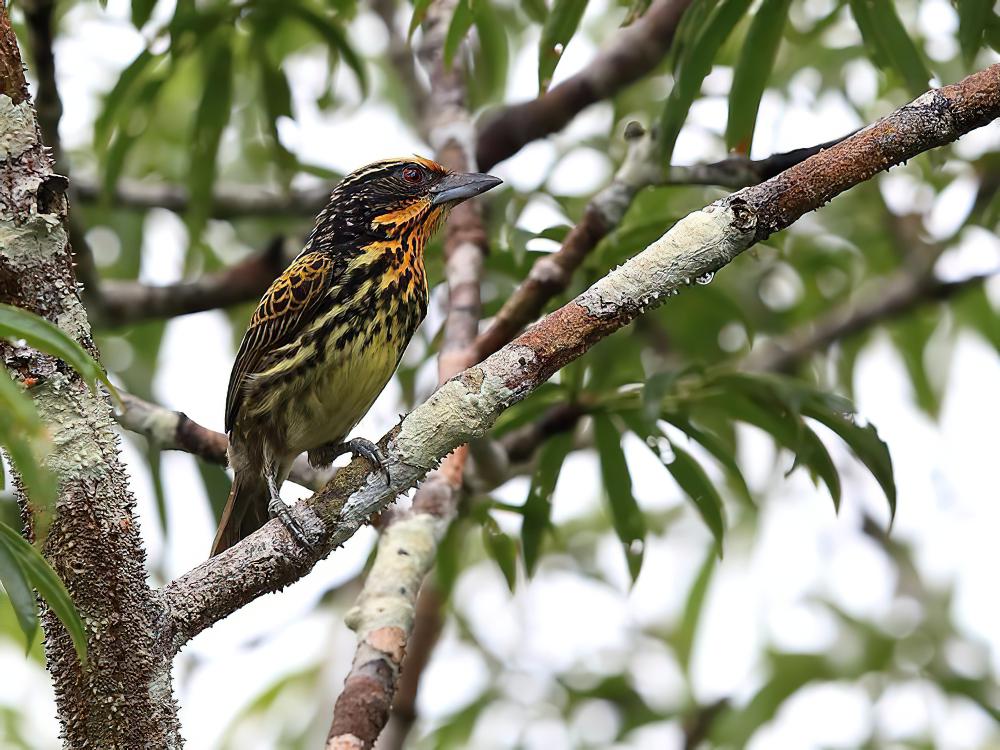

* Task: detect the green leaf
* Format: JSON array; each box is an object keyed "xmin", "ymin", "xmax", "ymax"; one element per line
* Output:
[
  {"xmin": 622, "ymin": 0, "xmax": 652, "ymax": 26},
  {"xmin": 130, "ymin": 0, "xmax": 157, "ymax": 29},
  {"xmin": 0, "ymin": 522, "xmax": 87, "ymax": 664},
  {"xmin": 725, "ymin": 0, "xmax": 791, "ymax": 154},
  {"xmin": 848, "ymin": 0, "xmax": 931, "ymax": 96},
  {"xmin": 958, "ymin": 0, "xmax": 992, "ymax": 64},
  {"xmin": 621, "ymin": 410, "xmax": 726, "ymax": 552},
  {"xmin": 793, "ymin": 424, "xmax": 842, "ymax": 513},
  {"xmin": 482, "ymin": 518, "xmax": 518, "ymax": 592},
  {"xmin": 522, "ymin": 432, "xmax": 573, "ymax": 575},
  {"xmin": 663, "ymin": 441, "xmax": 726, "ymax": 553},
  {"xmin": 674, "ymin": 548, "xmax": 715, "ymax": 672},
  {"xmin": 187, "ymin": 32, "xmax": 234, "ymax": 240},
  {"xmin": 659, "ymin": 0, "xmax": 753, "ymax": 164},
  {"xmin": 470, "ymin": 0, "xmax": 509, "ymax": 105},
  {"xmin": 291, "ymin": 6, "xmax": 369, "ymax": 95},
  {"xmin": 444, "ymin": 0, "xmax": 474, "ymax": 68},
  {"xmin": 0, "ymin": 369, "xmax": 56, "ymax": 520},
  {"xmin": 521, "ymin": 0, "xmax": 548, "ymax": 24},
  {"xmin": 0, "ymin": 537, "xmax": 37, "ymax": 653},
  {"xmin": 94, "ymin": 49, "xmax": 156, "ymax": 149},
  {"xmin": 409, "ymin": 0, "xmax": 433, "ymax": 38},
  {"xmin": 662, "ymin": 413, "xmax": 753, "ymax": 505},
  {"xmin": 0, "ymin": 304, "xmax": 115, "ymax": 396},
  {"xmin": 593, "ymin": 413, "xmax": 645, "ymax": 580},
  {"xmin": 803, "ymin": 407, "xmax": 896, "ymax": 525},
  {"xmin": 538, "ymin": 0, "xmax": 587, "ymax": 92}
]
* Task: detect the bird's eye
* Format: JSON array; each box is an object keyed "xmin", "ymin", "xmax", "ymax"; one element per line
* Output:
[{"xmin": 401, "ymin": 166, "xmax": 423, "ymax": 184}]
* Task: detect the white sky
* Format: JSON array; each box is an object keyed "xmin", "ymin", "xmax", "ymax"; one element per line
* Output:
[{"xmin": 3, "ymin": 0, "xmax": 1000, "ymax": 748}]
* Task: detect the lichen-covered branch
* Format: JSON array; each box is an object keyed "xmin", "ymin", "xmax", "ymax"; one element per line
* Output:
[
  {"xmin": 326, "ymin": 1, "xmax": 488, "ymax": 745},
  {"xmin": 115, "ymin": 392, "xmax": 332, "ymax": 490},
  {"xmin": 162, "ymin": 64, "xmax": 1000, "ymax": 664},
  {"xmin": 0, "ymin": 4, "xmax": 181, "ymax": 745},
  {"xmin": 470, "ymin": 126, "xmax": 850, "ymax": 362}
]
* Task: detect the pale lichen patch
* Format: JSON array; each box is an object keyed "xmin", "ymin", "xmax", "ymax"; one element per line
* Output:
[{"xmin": 0, "ymin": 95, "xmax": 37, "ymax": 160}]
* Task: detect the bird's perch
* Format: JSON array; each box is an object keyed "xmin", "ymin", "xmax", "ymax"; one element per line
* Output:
[{"xmin": 162, "ymin": 64, "xmax": 1000, "ymax": 651}]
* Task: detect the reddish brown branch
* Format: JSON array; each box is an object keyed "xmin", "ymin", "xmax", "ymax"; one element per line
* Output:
[
  {"xmin": 95, "ymin": 237, "xmax": 291, "ymax": 326},
  {"xmin": 475, "ymin": 0, "xmax": 695, "ymax": 170},
  {"xmin": 470, "ymin": 129, "xmax": 851, "ymax": 363}
]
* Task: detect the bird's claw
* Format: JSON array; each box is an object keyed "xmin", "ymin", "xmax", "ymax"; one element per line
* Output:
[
  {"xmin": 308, "ymin": 437, "xmax": 390, "ymax": 485},
  {"xmin": 267, "ymin": 497, "xmax": 312, "ymax": 551},
  {"xmin": 345, "ymin": 437, "xmax": 391, "ymax": 485}
]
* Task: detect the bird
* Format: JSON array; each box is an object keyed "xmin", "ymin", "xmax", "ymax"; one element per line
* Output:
[{"xmin": 211, "ymin": 156, "xmax": 501, "ymax": 556}]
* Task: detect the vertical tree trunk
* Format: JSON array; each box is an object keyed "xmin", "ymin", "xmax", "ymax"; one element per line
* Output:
[{"xmin": 0, "ymin": 6, "xmax": 180, "ymax": 747}]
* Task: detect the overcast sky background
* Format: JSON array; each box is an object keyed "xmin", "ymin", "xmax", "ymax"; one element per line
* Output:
[{"xmin": 3, "ymin": 0, "xmax": 1000, "ymax": 748}]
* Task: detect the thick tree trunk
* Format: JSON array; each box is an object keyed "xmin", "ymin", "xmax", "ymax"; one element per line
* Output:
[{"xmin": 0, "ymin": 5, "xmax": 180, "ymax": 747}]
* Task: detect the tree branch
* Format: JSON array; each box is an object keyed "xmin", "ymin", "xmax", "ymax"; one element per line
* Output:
[
  {"xmin": 0, "ymin": 5, "xmax": 181, "ymax": 745},
  {"xmin": 159, "ymin": 64, "xmax": 1000, "ymax": 672},
  {"xmin": 115, "ymin": 392, "xmax": 332, "ymax": 490},
  {"xmin": 475, "ymin": 0, "xmax": 695, "ymax": 171},
  {"xmin": 745, "ymin": 269, "xmax": 995, "ymax": 373},
  {"xmin": 326, "ymin": 1, "xmax": 488, "ymax": 745},
  {"xmin": 94, "ymin": 236, "xmax": 294, "ymax": 326},
  {"xmin": 72, "ymin": 177, "xmax": 331, "ymax": 218},
  {"xmin": 469, "ymin": 125, "xmax": 851, "ymax": 362}
]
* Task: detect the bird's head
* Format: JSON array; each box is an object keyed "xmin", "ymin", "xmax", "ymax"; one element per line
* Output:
[{"xmin": 309, "ymin": 156, "xmax": 502, "ymax": 252}]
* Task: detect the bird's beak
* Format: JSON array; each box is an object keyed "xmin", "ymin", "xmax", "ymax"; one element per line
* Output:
[{"xmin": 430, "ymin": 171, "xmax": 503, "ymax": 206}]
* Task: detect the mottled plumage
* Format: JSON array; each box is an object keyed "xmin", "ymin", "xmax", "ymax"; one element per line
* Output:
[{"xmin": 212, "ymin": 157, "xmax": 501, "ymax": 556}]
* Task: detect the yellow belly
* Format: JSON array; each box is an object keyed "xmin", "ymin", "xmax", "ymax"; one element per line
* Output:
[{"xmin": 287, "ymin": 338, "xmax": 400, "ymax": 455}]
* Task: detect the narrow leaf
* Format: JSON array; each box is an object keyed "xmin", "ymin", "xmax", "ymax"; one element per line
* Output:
[
  {"xmin": 659, "ymin": 0, "xmax": 753, "ymax": 163},
  {"xmin": 725, "ymin": 0, "xmax": 791, "ymax": 154},
  {"xmin": 958, "ymin": 0, "xmax": 992, "ymax": 64},
  {"xmin": 409, "ymin": 0, "xmax": 433, "ymax": 37},
  {"xmin": 675, "ymin": 548, "xmax": 715, "ymax": 672},
  {"xmin": 0, "ymin": 304, "xmax": 114, "ymax": 396},
  {"xmin": 538, "ymin": 0, "xmax": 587, "ymax": 92},
  {"xmin": 803, "ymin": 406, "xmax": 896, "ymax": 525},
  {"xmin": 522, "ymin": 432, "xmax": 572, "ymax": 575},
  {"xmin": 594, "ymin": 413, "xmax": 645, "ymax": 580},
  {"xmin": 444, "ymin": 0, "xmax": 474, "ymax": 68},
  {"xmin": 0, "ymin": 537, "xmax": 38, "ymax": 653},
  {"xmin": 848, "ymin": 0, "xmax": 932, "ymax": 96},
  {"xmin": 291, "ymin": 6, "xmax": 369, "ymax": 95},
  {"xmin": 663, "ymin": 441, "xmax": 726, "ymax": 553},
  {"xmin": 0, "ymin": 523, "xmax": 87, "ymax": 664},
  {"xmin": 482, "ymin": 519, "xmax": 518, "ymax": 592}
]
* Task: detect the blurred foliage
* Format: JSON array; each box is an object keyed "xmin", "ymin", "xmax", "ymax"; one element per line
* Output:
[{"xmin": 2, "ymin": 0, "xmax": 1000, "ymax": 747}]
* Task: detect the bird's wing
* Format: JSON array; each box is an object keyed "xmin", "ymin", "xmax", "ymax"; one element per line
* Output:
[{"xmin": 225, "ymin": 250, "xmax": 334, "ymax": 432}]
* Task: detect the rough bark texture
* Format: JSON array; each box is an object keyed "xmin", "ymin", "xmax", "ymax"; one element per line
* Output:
[
  {"xmin": 469, "ymin": 127, "xmax": 851, "ymax": 362},
  {"xmin": 162, "ymin": 64, "xmax": 1000, "ymax": 657},
  {"xmin": 0, "ymin": 5, "xmax": 180, "ymax": 747}
]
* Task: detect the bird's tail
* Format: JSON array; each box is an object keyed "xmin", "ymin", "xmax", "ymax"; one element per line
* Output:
[{"xmin": 210, "ymin": 470, "xmax": 270, "ymax": 557}]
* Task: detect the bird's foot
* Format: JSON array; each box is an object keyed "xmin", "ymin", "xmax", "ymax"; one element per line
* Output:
[
  {"xmin": 267, "ymin": 496, "xmax": 312, "ymax": 550},
  {"xmin": 309, "ymin": 437, "xmax": 390, "ymax": 484}
]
